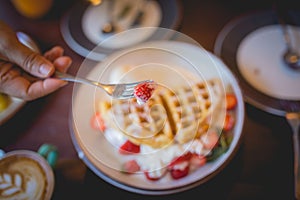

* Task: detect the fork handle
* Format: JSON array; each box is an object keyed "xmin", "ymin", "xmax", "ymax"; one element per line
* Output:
[{"xmin": 54, "ymin": 71, "xmax": 100, "ymax": 87}]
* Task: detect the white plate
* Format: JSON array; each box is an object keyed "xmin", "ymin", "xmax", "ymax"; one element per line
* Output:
[
  {"xmin": 60, "ymin": 0, "xmax": 182, "ymax": 61},
  {"xmin": 236, "ymin": 24, "xmax": 300, "ymax": 100},
  {"xmin": 70, "ymin": 41, "xmax": 245, "ymax": 194},
  {"xmin": 82, "ymin": 0, "xmax": 162, "ymax": 48},
  {"xmin": 214, "ymin": 10, "xmax": 300, "ymax": 116}
]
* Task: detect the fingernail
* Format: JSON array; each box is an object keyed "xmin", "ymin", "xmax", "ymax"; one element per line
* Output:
[{"xmin": 39, "ymin": 64, "xmax": 52, "ymax": 76}]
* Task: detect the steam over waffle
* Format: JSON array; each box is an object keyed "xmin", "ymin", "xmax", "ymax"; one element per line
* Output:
[{"xmin": 99, "ymin": 78, "xmax": 224, "ymax": 148}]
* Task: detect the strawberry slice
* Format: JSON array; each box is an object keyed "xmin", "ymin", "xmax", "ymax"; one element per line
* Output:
[
  {"xmin": 144, "ymin": 168, "xmax": 167, "ymax": 181},
  {"xmin": 133, "ymin": 80, "xmax": 157, "ymax": 104},
  {"xmin": 223, "ymin": 113, "xmax": 235, "ymax": 132},
  {"xmin": 226, "ymin": 93, "xmax": 237, "ymax": 110},
  {"xmin": 119, "ymin": 140, "xmax": 140, "ymax": 154},
  {"xmin": 167, "ymin": 152, "xmax": 192, "ymax": 169},
  {"xmin": 190, "ymin": 153, "xmax": 206, "ymax": 167},
  {"xmin": 122, "ymin": 160, "xmax": 140, "ymax": 174},
  {"xmin": 90, "ymin": 112, "xmax": 106, "ymax": 132},
  {"xmin": 201, "ymin": 130, "xmax": 219, "ymax": 150},
  {"xmin": 170, "ymin": 164, "xmax": 189, "ymax": 179},
  {"xmin": 168, "ymin": 152, "xmax": 192, "ymax": 179}
]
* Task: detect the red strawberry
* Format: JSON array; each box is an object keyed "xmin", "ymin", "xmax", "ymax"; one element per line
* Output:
[
  {"xmin": 223, "ymin": 113, "xmax": 235, "ymax": 132},
  {"xmin": 168, "ymin": 152, "xmax": 192, "ymax": 170},
  {"xmin": 119, "ymin": 140, "xmax": 140, "ymax": 154},
  {"xmin": 168, "ymin": 152, "xmax": 192, "ymax": 179},
  {"xmin": 201, "ymin": 130, "xmax": 219, "ymax": 150},
  {"xmin": 226, "ymin": 93, "xmax": 237, "ymax": 110},
  {"xmin": 190, "ymin": 153, "xmax": 206, "ymax": 167},
  {"xmin": 134, "ymin": 80, "xmax": 157, "ymax": 104},
  {"xmin": 144, "ymin": 168, "xmax": 167, "ymax": 181},
  {"xmin": 122, "ymin": 160, "xmax": 140, "ymax": 174},
  {"xmin": 170, "ymin": 164, "xmax": 189, "ymax": 179},
  {"xmin": 90, "ymin": 112, "xmax": 106, "ymax": 132}
]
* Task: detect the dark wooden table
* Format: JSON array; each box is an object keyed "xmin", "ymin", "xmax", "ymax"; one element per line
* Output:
[{"xmin": 0, "ymin": 0, "xmax": 296, "ymax": 199}]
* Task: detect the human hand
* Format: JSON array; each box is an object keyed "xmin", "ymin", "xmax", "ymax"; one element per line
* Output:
[{"xmin": 0, "ymin": 21, "xmax": 72, "ymax": 101}]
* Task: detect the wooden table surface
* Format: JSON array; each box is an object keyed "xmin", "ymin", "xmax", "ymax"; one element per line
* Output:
[{"xmin": 0, "ymin": 0, "xmax": 296, "ymax": 199}]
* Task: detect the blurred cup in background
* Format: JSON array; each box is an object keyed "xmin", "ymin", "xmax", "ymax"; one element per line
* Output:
[{"xmin": 11, "ymin": 0, "xmax": 53, "ymax": 19}]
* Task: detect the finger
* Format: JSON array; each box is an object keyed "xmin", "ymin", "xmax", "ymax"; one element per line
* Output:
[
  {"xmin": 24, "ymin": 78, "xmax": 67, "ymax": 101},
  {"xmin": 4, "ymin": 78, "xmax": 67, "ymax": 101},
  {"xmin": 7, "ymin": 42, "xmax": 54, "ymax": 78},
  {"xmin": 0, "ymin": 61, "xmax": 68, "ymax": 101},
  {"xmin": 53, "ymin": 56, "xmax": 72, "ymax": 72},
  {"xmin": 0, "ymin": 27, "xmax": 55, "ymax": 78},
  {"xmin": 44, "ymin": 46, "xmax": 64, "ymax": 62},
  {"xmin": 0, "ymin": 62, "xmax": 21, "ymax": 84},
  {"xmin": 13, "ymin": 47, "xmax": 55, "ymax": 78}
]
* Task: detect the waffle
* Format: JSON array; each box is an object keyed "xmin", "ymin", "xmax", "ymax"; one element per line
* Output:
[{"xmin": 99, "ymin": 78, "xmax": 224, "ymax": 148}]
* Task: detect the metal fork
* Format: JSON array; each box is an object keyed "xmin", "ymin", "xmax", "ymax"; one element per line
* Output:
[{"xmin": 55, "ymin": 71, "xmax": 152, "ymax": 99}]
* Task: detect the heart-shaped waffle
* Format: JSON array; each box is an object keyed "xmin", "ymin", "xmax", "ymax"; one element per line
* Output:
[{"xmin": 99, "ymin": 78, "xmax": 224, "ymax": 148}]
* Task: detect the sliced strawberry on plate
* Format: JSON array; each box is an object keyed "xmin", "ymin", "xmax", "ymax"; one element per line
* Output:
[
  {"xmin": 170, "ymin": 164, "xmax": 189, "ymax": 180},
  {"xmin": 190, "ymin": 153, "xmax": 207, "ymax": 167},
  {"xmin": 168, "ymin": 152, "xmax": 192, "ymax": 169},
  {"xmin": 121, "ymin": 160, "xmax": 140, "ymax": 174},
  {"xmin": 226, "ymin": 93, "xmax": 237, "ymax": 110},
  {"xmin": 223, "ymin": 113, "xmax": 235, "ymax": 132},
  {"xmin": 119, "ymin": 140, "xmax": 140, "ymax": 154},
  {"xmin": 144, "ymin": 168, "xmax": 167, "ymax": 181},
  {"xmin": 168, "ymin": 152, "xmax": 192, "ymax": 179},
  {"xmin": 201, "ymin": 130, "xmax": 219, "ymax": 150},
  {"xmin": 90, "ymin": 112, "xmax": 106, "ymax": 132},
  {"xmin": 133, "ymin": 80, "xmax": 157, "ymax": 104}
]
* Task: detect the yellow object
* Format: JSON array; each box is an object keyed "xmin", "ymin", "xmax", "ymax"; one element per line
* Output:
[
  {"xmin": 11, "ymin": 0, "xmax": 53, "ymax": 19},
  {"xmin": 88, "ymin": 0, "xmax": 102, "ymax": 6},
  {"xmin": 0, "ymin": 93, "xmax": 11, "ymax": 112}
]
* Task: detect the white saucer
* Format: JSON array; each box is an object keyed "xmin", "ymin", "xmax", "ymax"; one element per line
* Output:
[
  {"xmin": 236, "ymin": 24, "xmax": 300, "ymax": 100},
  {"xmin": 82, "ymin": 0, "xmax": 162, "ymax": 49},
  {"xmin": 60, "ymin": 0, "xmax": 182, "ymax": 61},
  {"xmin": 214, "ymin": 10, "xmax": 300, "ymax": 116}
]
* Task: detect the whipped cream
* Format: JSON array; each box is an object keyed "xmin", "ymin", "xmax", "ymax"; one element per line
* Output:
[{"xmin": 104, "ymin": 127, "xmax": 211, "ymax": 172}]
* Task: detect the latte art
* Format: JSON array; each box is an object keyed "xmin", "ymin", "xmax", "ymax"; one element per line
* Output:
[{"xmin": 0, "ymin": 150, "xmax": 54, "ymax": 200}]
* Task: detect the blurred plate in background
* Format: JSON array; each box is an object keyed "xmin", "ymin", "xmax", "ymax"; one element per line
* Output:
[
  {"xmin": 214, "ymin": 10, "xmax": 300, "ymax": 116},
  {"xmin": 60, "ymin": 0, "xmax": 182, "ymax": 61}
]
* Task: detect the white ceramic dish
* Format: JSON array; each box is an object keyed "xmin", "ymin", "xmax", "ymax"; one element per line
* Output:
[
  {"xmin": 82, "ymin": 0, "xmax": 162, "ymax": 48},
  {"xmin": 214, "ymin": 10, "xmax": 300, "ymax": 116},
  {"xmin": 236, "ymin": 24, "xmax": 300, "ymax": 100},
  {"xmin": 60, "ymin": 0, "xmax": 182, "ymax": 61},
  {"xmin": 70, "ymin": 40, "xmax": 245, "ymax": 195}
]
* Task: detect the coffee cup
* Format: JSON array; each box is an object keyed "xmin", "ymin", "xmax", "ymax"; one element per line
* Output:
[{"xmin": 0, "ymin": 150, "xmax": 54, "ymax": 200}]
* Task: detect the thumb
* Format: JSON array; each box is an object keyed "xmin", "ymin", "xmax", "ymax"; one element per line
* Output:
[
  {"xmin": 10, "ymin": 42, "xmax": 55, "ymax": 78},
  {"xmin": 0, "ymin": 21, "xmax": 54, "ymax": 78}
]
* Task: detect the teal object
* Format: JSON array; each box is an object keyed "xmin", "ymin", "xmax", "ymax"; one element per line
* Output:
[
  {"xmin": 38, "ymin": 144, "xmax": 58, "ymax": 168},
  {"xmin": 47, "ymin": 150, "xmax": 58, "ymax": 168},
  {"xmin": 0, "ymin": 149, "xmax": 5, "ymax": 159}
]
